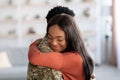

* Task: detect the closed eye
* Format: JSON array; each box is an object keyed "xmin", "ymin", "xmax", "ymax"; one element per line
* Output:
[{"xmin": 57, "ymin": 39, "xmax": 63, "ymax": 42}]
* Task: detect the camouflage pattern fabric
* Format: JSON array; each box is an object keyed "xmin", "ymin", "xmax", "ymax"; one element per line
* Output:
[{"xmin": 27, "ymin": 37, "xmax": 63, "ymax": 80}]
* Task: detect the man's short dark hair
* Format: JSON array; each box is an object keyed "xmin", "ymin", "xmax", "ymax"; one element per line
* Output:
[{"xmin": 46, "ymin": 6, "xmax": 75, "ymax": 22}]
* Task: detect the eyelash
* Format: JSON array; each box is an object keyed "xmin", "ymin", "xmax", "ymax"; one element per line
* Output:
[
  {"xmin": 58, "ymin": 39, "xmax": 63, "ymax": 42},
  {"xmin": 48, "ymin": 38, "xmax": 63, "ymax": 42},
  {"xmin": 47, "ymin": 35, "xmax": 63, "ymax": 42}
]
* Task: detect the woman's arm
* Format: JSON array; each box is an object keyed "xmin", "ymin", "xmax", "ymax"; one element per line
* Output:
[{"xmin": 28, "ymin": 40, "xmax": 63, "ymax": 70}]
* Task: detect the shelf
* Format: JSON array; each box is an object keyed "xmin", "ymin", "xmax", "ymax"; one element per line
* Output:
[
  {"xmin": 75, "ymin": 16, "xmax": 96, "ymax": 22},
  {"xmin": 83, "ymin": 30, "xmax": 96, "ymax": 35},
  {"xmin": 21, "ymin": 18, "xmax": 46, "ymax": 24},
  {"xmin": 80, "ymin": 0, "xmax": 96, "ymax": 3},
  {"xmin": 0, "ymin": 19, "xmax": 17, "ymax": 24},
  {"xmin": 21, "ymin": 3, "xmax": 57, "ymax": 8},
  {"xmin": 0, "ymin": 4, "xmax": 16, "ymax": 8},
  {"xmin": 22, "ymin": 33, "xmax": 44, "ymax": 40},
  {"xmin": 0, "ymin": 34, "xmax": 18, "ymax": 39},
  {"xmin": 63, "ymin": 1, "xmax": 96, "ymax": 6}
]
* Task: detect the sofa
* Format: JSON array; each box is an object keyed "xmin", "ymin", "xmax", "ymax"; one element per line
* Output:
[{"xmin": 0, "ymin": 47, "xmax": 28, "ymax": 80}]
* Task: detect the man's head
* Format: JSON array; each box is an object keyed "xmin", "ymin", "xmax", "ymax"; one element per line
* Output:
[{"xmin": 46, "ymin": 6, "xmax": 75, "ymax": 23}]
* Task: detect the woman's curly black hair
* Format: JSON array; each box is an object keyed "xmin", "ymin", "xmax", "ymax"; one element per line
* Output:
[{"xmin": 46, "ymin": 6, "xmax": 75, "ymax": 22}]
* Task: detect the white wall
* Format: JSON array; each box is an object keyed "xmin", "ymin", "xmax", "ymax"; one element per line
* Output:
[
  {"xmin": 114, "ymin": 0, "xmax": 120, "ymax": 69},
  {"xmin": 100, "ymin": 0, "xmax": 112, "ymax": 64}
]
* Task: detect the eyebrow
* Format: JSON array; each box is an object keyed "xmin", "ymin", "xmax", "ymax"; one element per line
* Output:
[{"xmin": 48, "ymin": 33, "xmax": 64, "ymax": 38}]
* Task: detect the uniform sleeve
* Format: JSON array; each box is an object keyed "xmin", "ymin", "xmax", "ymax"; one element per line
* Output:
[{"xmin": 28, "ymin": 41, "xmax": 63, "ymax": 70}]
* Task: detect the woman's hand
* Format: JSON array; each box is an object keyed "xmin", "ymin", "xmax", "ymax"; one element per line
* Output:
[{"xmin": 91, "ymin": 73, "xmax": 96, "ymax": 80}]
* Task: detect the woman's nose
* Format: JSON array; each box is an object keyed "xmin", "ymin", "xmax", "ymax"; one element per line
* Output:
[{"xmin": 51, "ymin": 40, "xmax": 57, "ymax": 45}]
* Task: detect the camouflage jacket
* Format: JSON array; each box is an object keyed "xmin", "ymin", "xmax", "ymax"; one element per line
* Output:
[{"xmin": 27, "ymin": 37, "xmax": 63, "ymax": 80}]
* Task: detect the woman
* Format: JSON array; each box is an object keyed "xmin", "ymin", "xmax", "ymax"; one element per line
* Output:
[
  {"xmin": 27, "ymin": 6, "xmax": 75, "ymax": 80},
  {"xmin": 28, "ymin": 14, "xmax": 94, "ymax": 80}
]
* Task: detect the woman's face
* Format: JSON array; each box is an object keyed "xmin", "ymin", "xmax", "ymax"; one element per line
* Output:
[{"xmin": 47, "ymin": 24, "xmax": 67, "ymax": 52}]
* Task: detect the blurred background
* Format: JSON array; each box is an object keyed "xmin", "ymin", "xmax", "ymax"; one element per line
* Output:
[{"xmin": 0, "ymin": 0, "xmax": 120, "ymax": 80}]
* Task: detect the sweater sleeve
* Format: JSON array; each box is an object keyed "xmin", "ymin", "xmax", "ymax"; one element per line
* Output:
[{"xmin": 28, "ymin": 41, "xmax": 63, "ymax": 70}]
